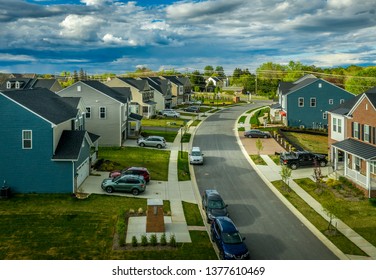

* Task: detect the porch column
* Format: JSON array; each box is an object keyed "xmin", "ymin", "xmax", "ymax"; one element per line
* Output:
[
  {"xmin": 366, "ymin": 161, "xmax": 371, "ymax": 198},
  {"xmin": 344, "ymin": 152, "xmax": 348, "ymax": 177}
]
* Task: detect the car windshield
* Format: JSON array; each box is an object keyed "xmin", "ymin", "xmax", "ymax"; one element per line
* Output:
[
  {"xmin": 208, "ymin": 199, "xmax": 225, "ymax": 209},
  {"xmin": 221, "ymin": 231, "xmax": 243, "ymax": 244},
  {"xmin": 191, "ymin": 151, "xmax": 201, "ymax": 156}
]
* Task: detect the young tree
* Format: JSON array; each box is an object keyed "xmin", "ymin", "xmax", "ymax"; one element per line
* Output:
[
  {"xmin": 280, "ymin": 165, "xmax": 292, "ymax": 192},
  {"xmin": 255, "ymin": 138, "xmax": 264, "ymax": 155}
]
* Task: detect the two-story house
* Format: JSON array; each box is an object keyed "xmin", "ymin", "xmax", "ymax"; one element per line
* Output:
[
  {"xmin": 106, "ymin": 77, "xmax": 156, "ymax": 119},
  {"xmin": 0, "ymin": 88, "xmax": 99, "ymax": 193},
  {"xmin": 274, "ymin": 75, "xmax": 355, "ymax": 129},
  {"xmin": 329, "ymin": 86, "xmax": 376, "ymax": 198},
  {"xmin": 57, "ymin": 80, "xmax": 136, "ymax": 146},
  {"xmin": 141, "ymin": 76, "xmax": 173, "ymax": 110},
  {"xmin": 161, "ymin": 76, "xmax": 192, "ymax": 105}
]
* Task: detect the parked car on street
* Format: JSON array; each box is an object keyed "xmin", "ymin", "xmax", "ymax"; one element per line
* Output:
[
  {"xmin": 137, "ymin": 136, "xmax": 166, "ymax": 149},
  {"xmin": 244, "ymin": 129, "xmax": 271, "ymax": 138},
  {"xmin": 183, "ymin": 106, "xmax": 200, "ymax": 113},
  {"xmin": 280, "ymin": 151, "xmax": 328, "ymax": 170},
  {"xmin": 160, "ymin": 109, "xmax": 180, "ymax": 118},
  {"xmin": 210, "ymin": 216, "xmax": 250, "ymax": 260},
  {"xmin": 101, "ymin": 175, "xmax": 146, "ymax": 195},
  {"xmin": 189, "ymin": 146, "xmax": 204, "ymax": 165},
  {"xmin": 109, "ymin": 167, "xmax": 150, "ymax": 182},
  {"xmin": 202, "ymin": 189, "xmax": 229, "ymax": 222}
]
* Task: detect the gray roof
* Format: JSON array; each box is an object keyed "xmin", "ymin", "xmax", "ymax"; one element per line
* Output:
[
  {"xmin": 162, "ymin": 75, "xmax": 184, "ymax": 86},
  {"xmin": 141, "ymin": 77, "xmax": 168, "ymax": 95},
  {"xmin": 52, "ymin": 130, "xmax": 87, "ymax": 160},
  {"xmin": 365, "ymin": 87, "xmax": 376, "ymax": 108},
  {"xmin": 82, "ymin": 80, "xmax": 130, "ymax": 103},
  {"xmin": 129, "ymin": 112, "xmax": 143, "ymax": 121},
  {"xmin": 329, "ymin": 94, "xmax": 362, "ymax": 115},
  {"xmin": 332, "ymin": 138, "xmax": 376, "ymax": 160},
  {"xmin": 117, "ymin": 77, "xmax": 148, "ymax": 91},
  {"xmin": 1, "ymin": 88, "xmax": 79, "ymax": 125},
  {"xmin": 0, "ymin": 78, "xmax": 60, "ymax": 91}
]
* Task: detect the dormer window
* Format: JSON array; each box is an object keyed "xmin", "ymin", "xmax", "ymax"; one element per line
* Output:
[
  {"xmin": 6, "ymin": 81, "xmax": 11, "ymax": 89},
  {"xmin": 15, "ymin": 81, "xmax": 21, "ymax": 89}
]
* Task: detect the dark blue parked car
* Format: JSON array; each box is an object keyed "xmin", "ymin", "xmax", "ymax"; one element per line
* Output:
[{"xmin": 210, "ymin": 216, "xmax": 250, "ymax": 260}]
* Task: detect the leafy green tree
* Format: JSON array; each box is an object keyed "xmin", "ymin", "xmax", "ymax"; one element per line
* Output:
[
  {"xmin": 189, "ymin": 70, "xmax": 206, "ymax": 91},
  {"xmin": 215, "ymin": 66, "xmax": 226, "ymax": 78},
  {"xmin": 255, "ymin": 138, "xmax": 263, "ymax": 155},
  {"xmin": 204, "ymin": 65, "xmax": 214, "ymax": 77},
  {"xmin": 73, "ymin": 70, "xmax": 79, "ymax": 83},
  {"xmin": 345, "ymin": 66, "xmax": 376, "ymax": 94}
]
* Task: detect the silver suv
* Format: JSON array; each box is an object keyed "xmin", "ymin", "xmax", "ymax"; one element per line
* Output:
[
  {"xmin": 137, "ymin": 136, "xmax": 166, "ymax": 149},
  {"xmin": 160, "ymin": 109, "xmax": 180, "ymax": 118}
]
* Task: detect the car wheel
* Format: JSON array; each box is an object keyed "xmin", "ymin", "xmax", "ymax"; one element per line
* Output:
[
  {"xmin": 264, "ymin": 135, "xmax": 268, "ymax": 138},
  {"xmin": 290, "ymin": 163, "xmax": 298, "ymax": 170},
  {"xmin": 106, "ymin": 186, "xmax": 114, "ymax": 193},
  {"xmin": 157, "ymin": 144, "xmax": 162, "ymax": 149},
  {"xmin": 319, "ymin": 161, "xmax": 326, "ymax": 167},
  {"xmin": 132, "ymin": 188, "xmax": 140, "ymax": 195},
  {"xmin": 139, "ymin": 142, "xmax": 145, "ymax": 147}
]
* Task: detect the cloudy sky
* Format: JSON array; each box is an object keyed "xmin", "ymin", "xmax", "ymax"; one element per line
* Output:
[{"xmin": 1, "ymin": 0, "xmax": 375, "ymax": 75}]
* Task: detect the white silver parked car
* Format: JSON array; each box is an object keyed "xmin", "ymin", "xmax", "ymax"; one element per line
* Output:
[
  {"xmin": 137, "ymin": 136, "xmax": 166, "ymax": 149},
  {"xmin": 160, "ymin": 109, "xmax": 180, "ymax": 118}
]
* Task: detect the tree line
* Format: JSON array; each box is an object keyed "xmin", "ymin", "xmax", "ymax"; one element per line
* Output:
[{"xmin": 55, "ymin": 62, "xmax": 376, "ymax": 96}]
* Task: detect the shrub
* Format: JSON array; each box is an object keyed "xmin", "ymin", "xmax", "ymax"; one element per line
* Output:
[
  {"xmin": 138, "ymin": 208, "xmax": 144, "ymax": 215},
  {"xmin": 160, "ymin": 233, "xmax": 167, "ymax": 246},
  {"xmin": 141, "ymin": 235, "xmax": 148, "ymax": 246},
  {"xmin": 149, "ymin": 234, "xmax": 158, "ymax": 246},
  {"xmin": 169, "ymin": 234, "xmax": 177, "ymax": 247},
  {"xmin": 369, "ymin": 198, "xmax": 376, "ymax": 207},
  {"xmin": 131, "ymin": 236, "xmax": 138, "ymax": 247},
  {"xmin": 326, "ymin": 178, "xmax": 342, "ymax": 190}
]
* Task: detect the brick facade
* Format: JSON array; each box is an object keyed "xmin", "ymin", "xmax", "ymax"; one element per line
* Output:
[{"xmin": 146, "ymin": 199, "xmax": 165, "ymax": 233}]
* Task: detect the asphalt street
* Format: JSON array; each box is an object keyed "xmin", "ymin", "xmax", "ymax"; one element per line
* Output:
[{"xmin": 192, "ymin": 101, "xmax": 338, "ymax": 260}]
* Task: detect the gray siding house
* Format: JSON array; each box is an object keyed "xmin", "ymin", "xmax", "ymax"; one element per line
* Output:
[
  {"xmin": 106, "ymin": 77, "xmax": 156, "ymax": 119},
  {"xmin": 57, "ymin": 80, "xmax": 132, "ymax": 146}
]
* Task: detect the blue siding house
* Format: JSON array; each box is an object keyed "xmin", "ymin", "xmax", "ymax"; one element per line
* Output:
[
  {"xmin": 275, "ymin": 75, "xmax": 355, "ymax": 129},
  {"xmin": 0, "ymin": 88, "xmax": 99, "ymax": 194}
]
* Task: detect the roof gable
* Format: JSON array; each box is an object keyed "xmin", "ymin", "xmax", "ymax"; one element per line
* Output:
[{"xmin": 52, "ymin": 130, "xmax": 89, "ymax": 160}]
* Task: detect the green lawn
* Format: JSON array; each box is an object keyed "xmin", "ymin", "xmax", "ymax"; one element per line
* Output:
[
  {"xmin": 272, "ymin": 181, "xmax": 367, "ymax": 256},
  {"xmin": 0, "ymin": 194, "xmax": 216, "ymax": 260},
  {"xmin": 294, "ymin": 178, "xmax": 376, "ymax": 248},
  {"xmin": 97, "ymin": 147, "xmax": 170, "ymax": 181},
  {"xmin": 283, "ymin": 132, "xmax": 328, "ymax": 154}
]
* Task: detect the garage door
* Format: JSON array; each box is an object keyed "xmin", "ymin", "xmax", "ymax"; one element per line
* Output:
[{"xmin": 76, "ymin": 158, "xmax": 90, "ymax": 187}]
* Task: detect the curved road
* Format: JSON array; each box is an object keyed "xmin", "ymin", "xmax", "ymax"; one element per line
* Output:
[{"xmin": 192, "ymin": 101, "xmax": 337, "ymax": 260}]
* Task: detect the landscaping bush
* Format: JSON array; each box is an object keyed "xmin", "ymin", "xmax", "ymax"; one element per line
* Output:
[
  {"xmin": 169, "ymin": 234, "xmax": 177, "ymax": 247},
  {"xmin": 149, "ymin": 234, "xmax": 158, "ymax": 246},
  {"xmin": 160, "ymin": 233, "xmax": 167, "ymax": 246},
  {"xmin": 141, "ymin": 235, "xmax": 148, "ymax": 246},
  {"xmin": 131, "ymin": 236, "xmax": 138, "ymax": 247}
]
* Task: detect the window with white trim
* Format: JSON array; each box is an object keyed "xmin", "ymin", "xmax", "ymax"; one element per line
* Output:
[
  {"xmin": 86, "ymin": 107, "xmax": 91, "ymax": 119},
  {"xmin": 371, "ymin": 161, "xmax": 376, "ymax": 174},
  {"xmin": 338, "ymin": 118, "xmax": 342, "ymax": 133},
  {"xmin": 6, "ymin": 81, "xmax": 11, "ymax": 89},
  {"xmin": 354, "ymin": 156, "xmax": 361, "ymax": 172},
  {"xmin": 323, "ymin": 112, "xmax": 327, "ymax": 119},
  {"xmin": 298, "ymin": 97, "xmax": 304, "ymax": 107},
  {"xmin": 329, "ymin": 99, "xmax": 333, "ymax": 104},
  {"xmin": 99, "ymin": 107, "xmax": 106, "ymax": 119},
  {"xmin": 364, "ymin": 125, "xmax": 370, "ymax": 142},
  {"xmin": 310, "ymin": 97, "xmax": 316, "ymax": 107},
  {"xmin": 22, "ymin": 130, "xmax": 32, "ymax": 149},
  {"xmin": 354, "ymin": 122, "xmax": 359, "ymax": 139},
  {"xmin": 333, "ymin": 118, "xmax": 337, "ymax": 132}
]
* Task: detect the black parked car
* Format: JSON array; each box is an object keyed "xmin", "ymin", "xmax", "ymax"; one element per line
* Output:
[
  {"xmin": 244, "ymin": 129, "xmax": 271, "ymax": 138},
  {"xmin": 184, "ymin": 106, "xmax": 200, "ymax": 113},
  {"xmin": 280, "ymin": 151, "xmax": 328, "ymax": 170},
  {"xmin": 202, "ymin": 189, "xmax": 229, "ymax": 223}
]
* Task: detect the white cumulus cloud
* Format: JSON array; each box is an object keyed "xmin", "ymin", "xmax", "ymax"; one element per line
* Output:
[{"xmin": 59, "ymin": 14, "xmax": 103, "ymax": 41}]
